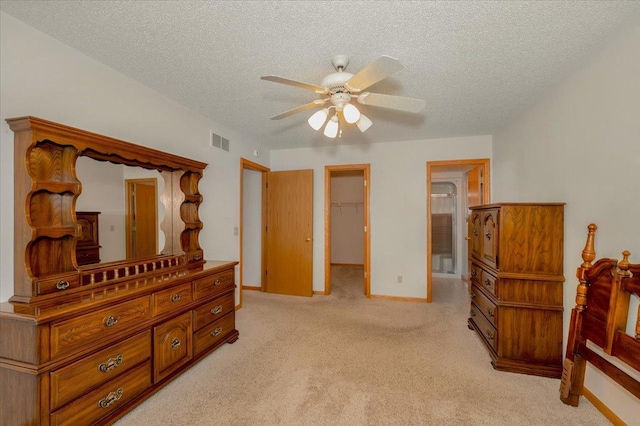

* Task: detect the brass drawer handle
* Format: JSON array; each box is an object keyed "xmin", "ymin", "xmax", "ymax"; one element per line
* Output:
[
  {"xmin": 469, "ymin": 309, "xmax": 476, "ymax": 317},
  {"xmin": 97, "ymin": 387, "xmax": 123, "ymax": 408},
  {"xmin": 486, "ymin": 308, "xmax": 494, "ymax": 317},
  {"xmin": 470, "ymin": 291, "xmax": 476, "ymax": 298},
  {"xmin": 193, "ymin": 254, "xmax": 202, "ymax": 261},
  {"xmin": 473, "ymin": 230, "xmax": 478, "ymax": 237},
  {"xmin": 214, "ymin": 279, "xmax": 221, "ymax": 286},
  {"xmin": 484, "ymin": 279, "xmax": 491, "ymax": 286},
  {"xmin": 56, "ymin": 280, "xmax": 70, "ymax": 290},
  {"xmin": 170, "ymin": 337, "xmax": 181, "ymax": 350},
  {"xmin": 211, "ymin": 305, "xmax": 223, "ymax": 315},
  {"xmin": 210, "ymin": 327, "xmax": 223, "ymax": 337},
  {"xmin": 485, "ymin": 330, "xmax": 495, "ymax": 340},
  {"xmin": 471, "ymin": 269, "xmax": 477, "ymax": 277},
  {"xmin": 104, "ymin": 316, "xmax": 119, "ymax": 327},
  {"xmin": 171, "ymin": 293, "xmax": 181, "ymax": 302},
  {"xmin": 485, "ymin": 231, "xmax": 492, "ymax": 240},
  {"xmin": 98, "ymin": 354, "xmax": 123, "ymax": 373}
]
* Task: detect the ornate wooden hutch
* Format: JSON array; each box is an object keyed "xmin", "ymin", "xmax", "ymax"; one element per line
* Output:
[{"xmin": 0, "ymin": 117, "xmax": 238, "ymax": 425}]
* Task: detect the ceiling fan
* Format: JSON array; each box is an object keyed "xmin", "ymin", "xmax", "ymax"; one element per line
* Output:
[{"xmin": 261, "ymin": 55, "xmax": 426, "ymax": 138}]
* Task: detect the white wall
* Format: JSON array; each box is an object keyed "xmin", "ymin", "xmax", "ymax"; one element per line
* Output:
[
  {"xmin": 271, "ymin": 136, "xmax": 492, "ymax": 299},
  {"xmin": 492, "ymin": 23, "xmax": 640, "ymax": 423},
  {"xmin": 0, "ymin": 13, "xmax": 269, "ymax": 303}
]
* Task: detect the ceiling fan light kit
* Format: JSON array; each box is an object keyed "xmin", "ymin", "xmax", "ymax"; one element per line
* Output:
[
  {"xmin": 262, "ymin": 55, "xmax": 426, "ymax": 138},
  {"xmin": 323, "ymin": 115, "xmax": 340, "ymax": 138}
]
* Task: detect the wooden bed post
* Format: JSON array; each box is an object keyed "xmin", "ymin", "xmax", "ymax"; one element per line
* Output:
[{"xmin": 560, "ymin": 224, "xmax": 597, "ymax": 405}]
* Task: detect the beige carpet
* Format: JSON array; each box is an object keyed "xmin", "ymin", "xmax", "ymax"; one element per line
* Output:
[{"xmin": 115, "ymin": 266, "xmax": 607, "ymax": 425}]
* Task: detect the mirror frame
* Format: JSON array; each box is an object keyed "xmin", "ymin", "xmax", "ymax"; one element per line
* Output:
[{"xmin": 7, "ymin": 116, "xmax": 207, "ymax": 304}]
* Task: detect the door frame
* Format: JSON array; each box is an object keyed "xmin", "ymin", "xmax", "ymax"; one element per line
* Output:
[
  {"xmin": 324, "ymin": 164, "xmax": 371, "ymax": 296},
  {"xmin": 426, "ymin": 159, "xmax": 490, "ymax": 303},
  {"xmin": 239, "ymin": 158, "xmax": 270, "ymax": 309}
]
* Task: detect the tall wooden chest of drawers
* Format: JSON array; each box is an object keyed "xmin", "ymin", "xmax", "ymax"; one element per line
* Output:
[
  {"xmin": 76, "ymin": 211, "xmax": 101, "ymax": 265},
  {"xmin": 467, "ymin": 203, "xmax": 565, "ymax": 378}
]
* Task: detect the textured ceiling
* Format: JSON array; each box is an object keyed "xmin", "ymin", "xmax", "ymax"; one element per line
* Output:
[{"xmin": 1, "ymin": 1, "xmax": 639, "ymax": 150}]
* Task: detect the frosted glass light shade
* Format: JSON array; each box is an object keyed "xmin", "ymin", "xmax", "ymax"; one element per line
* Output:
[
  {"xmin": 323, "ymin": 115, "xmax": 339, "ymax": 138},
  {"xmin": 308, "ymin": 108, "xmax": 329, "ymax": 130},
  {"xmin": 356, "ymin": 114, "xmax": 373, "ymax": 132},
  {"xmin": 342, "ymin": 103, "xmax": 361, "ymax": 124}
]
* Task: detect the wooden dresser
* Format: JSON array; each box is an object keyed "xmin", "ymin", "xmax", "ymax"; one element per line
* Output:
[
  {"xmin": 76, "ymin": 211, "xmax": 101, "ymax": 265},
  {"xmin": 467, "ymin": 203, "xmax": 565, "ymax": 378},
  {"xmin": 0, "ymin": 117, "xmax": 239, "ymax": 425}
]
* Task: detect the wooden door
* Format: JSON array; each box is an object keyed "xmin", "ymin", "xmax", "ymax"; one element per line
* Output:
[
  {"xmin": 466, "ymin": 166, "xmax": 483, "ymax": 263},
  {"xmin": 466, "ymin": 166, "xmax": 482, "ymax": 207},
  {"xmin": 126, "ymin": 179, "xmax": 158, "ymax": 258},
  {"xmin": 264, "ymin": 170, "xmax": 313, "ymax": 297}
]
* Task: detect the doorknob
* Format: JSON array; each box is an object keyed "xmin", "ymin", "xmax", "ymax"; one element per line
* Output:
[{"xmin": 305, "ymin": 238, "xmax": 311, "ymax": 242}]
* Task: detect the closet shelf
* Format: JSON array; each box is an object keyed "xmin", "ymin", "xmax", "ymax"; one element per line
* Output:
[{"xmin": 330, "ymin": 202, "xmax": 364, "ymax": 213}]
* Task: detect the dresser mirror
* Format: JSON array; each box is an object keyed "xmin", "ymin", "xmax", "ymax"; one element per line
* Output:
[
  {"xmin": 76, "ymin": 156, "xmax": 166, "ymax": 263},
  {"xmin": 7, "ymin": 116, "xmax": 207, "ymax": 303}
]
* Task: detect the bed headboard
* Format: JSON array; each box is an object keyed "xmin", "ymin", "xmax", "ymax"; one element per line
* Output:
[{"xmin": 560, "ymin": 224, "xmax": 640, "ymax": 406}]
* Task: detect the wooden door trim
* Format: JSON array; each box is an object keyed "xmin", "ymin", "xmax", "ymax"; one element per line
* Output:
[
  {"xmin": 125, "ymin": 178, "xmax": 158, "ymax": 259},
  {"xmin": 324, "ymin": 164, "xmax": 371, "ymax": 297},
  {"xmin": 426, "ymin": 159, "xmax": 490, "ymax": 303},
  {"xmin": 239, "ymin": 158, "xmax": 270, "ymax": 309}
]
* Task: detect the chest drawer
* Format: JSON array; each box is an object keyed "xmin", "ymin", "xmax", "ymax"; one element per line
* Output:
[
  {"xmin": 50, "ymin": 360, "xmax": 151, "ymax": 426},
  {"xmin": 480, "ymin": 269, "xmax": 497, "ymax": 298},
  {"xmin": 193, "ymin": 312, "xmax": 235, "ymax": 356},
  {"xmin": 51, "ymin": 296, "xmax": 151, "ymax": 358},
  {"xmin": 470, "ymin": 302, "xmax": 497, "ymax": 352},
  {"xmin": 193, "ymin": 269, "xmax": 234, "ymax": 300},
  {"xmin": 50, "ymin": 331, "xmax": 151, "ymax": 411},
  {"xmin": 76, "ymin": 247, "xmax": 100, "ymax": 266},
  {"xmin": 152, "ymin": 282, "xmax": 193, "ymax": 316},
  {"xmin": 193, "ymin": 291, "xmax": 235, "ymax": 331},
  {"xmin": 470, "ymin": 285, "xmax": 497, "ymax": 328}
]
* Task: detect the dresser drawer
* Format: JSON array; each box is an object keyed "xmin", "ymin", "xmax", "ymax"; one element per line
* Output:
[
  {"xmin": 193, "ymin": 291, "xmax": 235, "ymax": 331},
  {"xmin": 470, "ymin": 301, "xmax": 497, "ymax": 352},
  {"xmin": 50, "ymin": 331, "xmax": 151, "ymax": 410},
  {"xmin": 50, "ymin": 360, "xmax": 151, "ymax": 426},
  {"xmin": 152, "ymin": 282, "xmax": 193, "ymax": 316},
  {"xmin": 37, "ymin": 274, "xmax": 81, "ymax": 296},
  {"xmin": 51, "ymin": 297, "xmax": 151, "ymax": 358},
  {"xmin": 469, "ymin": 286, "xmax": 497, "ymax": 328},
  {"xmin": 193, "ymin": 269, "xmax": 234, "ymax": 300},
  {"xmin": 193, "ymin": 312, "xmax": 235, "ymax": 356}
]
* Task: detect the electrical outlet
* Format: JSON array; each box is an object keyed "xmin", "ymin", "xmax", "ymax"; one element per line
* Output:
[
  {"xmin": 397, "ymin": 275, "xmax": 403, "ymax": 284},
  {"xmin": 234, "ymin": 227, "xmax": 239, "ymax": 236}
]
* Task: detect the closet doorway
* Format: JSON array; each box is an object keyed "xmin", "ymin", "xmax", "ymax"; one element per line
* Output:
[{"xmin": 324, "ymin": 164, "xmax": 370, "ymax": 296}]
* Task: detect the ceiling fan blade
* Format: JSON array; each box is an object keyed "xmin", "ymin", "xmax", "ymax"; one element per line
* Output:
[
  {"xmin": 269, "ymin": 98, "xmax": 329, "ymax": 120},
  {"xmin": 345, "ymin": 56, "xmax": 403, "ymax": 93},
  {"xmin": 357, "ymin": 92, "xmax": 426, "ymax": 113},
  {"xmin": 261, "ymin": 75, "xmax": 328, "ymax": 94}
]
